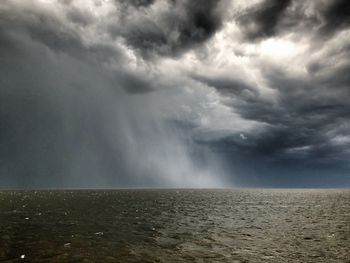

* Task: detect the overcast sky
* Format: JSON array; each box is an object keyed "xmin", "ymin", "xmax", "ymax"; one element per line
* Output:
[{"xmin": 1, "ymin": 0, "xmax": 350, "ymax": 188}]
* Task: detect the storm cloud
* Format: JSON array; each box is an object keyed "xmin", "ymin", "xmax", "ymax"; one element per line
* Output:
[
  {"xmin": 0, "ymin": 0, "xmax": 350, "ymax": 188},
  {"xmin": 238, "ymin": 0, "xmax": 293, "ymax": 40},
  {"xmin": 107, "ymin": 0, "xmax": 228, "ymax": 58}
]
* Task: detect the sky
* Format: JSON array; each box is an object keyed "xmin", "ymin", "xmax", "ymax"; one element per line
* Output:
[{"xmin": 0, "ymin": 0, "xmax": 350, "ymax": 188}]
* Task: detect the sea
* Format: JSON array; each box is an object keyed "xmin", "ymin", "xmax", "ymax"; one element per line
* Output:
[{"xmin": 0, "ymin": 189, "xmax": 349, "ymax": 262}]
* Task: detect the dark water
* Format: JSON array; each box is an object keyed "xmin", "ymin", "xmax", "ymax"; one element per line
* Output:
[{"xmin": 0, "ymin": 189, "xmax": 349, "ymax": 262}]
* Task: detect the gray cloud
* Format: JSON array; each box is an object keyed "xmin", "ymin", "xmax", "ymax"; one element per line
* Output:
[
  {"xmin": 191, "ymin": 74, "xmax": 259, "ymax": 98},
  {"xmin": 109, "ymin": 0, "xmax": 228, "ymax": 58},
  {"xmin": 183, "ymin": 0, "xmax": 350, "ymax": 187},
  {"xmin": 117, "ymin": 0, "xmax": 155, "ymax": 8},
  {"xmin": 237, "ymin": 0, "xmax": 350, "ymax": 42},
  {"xmin": 1, "ymin": 0, "xmax": 350, "ymax": 188},
  {"xmin": 238, "ymin": 0, "xmax": 292, "ymax": 41},
  {"xmin": 0, "ymin": 0, "xmax": 228, "ymax": 188},
  {"xmin": 319, "ymin": 0, "xmax": 350, "ymax": 35}
]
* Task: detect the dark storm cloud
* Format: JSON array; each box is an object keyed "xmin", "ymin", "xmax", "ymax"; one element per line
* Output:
[
  {"xmin": 237, "ymin": 0, "xmax": 350, "ymax": 41},
  {"xmin": 194, "ymin": 56, "xmax": 350, "ymax": 186},
  {"xmin": 0, "ymin": 0, "xmax": 228, "ymax": 188},
  {"xmin": 238, "ymin": 0, "xmax": 292, "ymax": 41},
  {"xmin": 17, "ymin": 1, "xmax": 176, "ymax": 96},
  {"xmin": 319, "ymin": 0, "xmax": 350, "ymax": 35},
  {"xmin": 223, "ymin": 65, "xmax": 348, "ymax": 147},
  {"xmin": 190, "ymin": 0, "xmax": 350, "ymax": 187},
  {"xmin": 1, "ymin": 0, "xmax": 350, "ymax": 188},
  {"xmin": 0, "ymin": 2, "xmax": 123, "ymax": 64},
  {"xmin": 110, "ymin": 0, "xmax": 227, "ymax": 58},
  {"xmin": 0, "ymin": 6, "xmax": 152, "ymax": 95}
]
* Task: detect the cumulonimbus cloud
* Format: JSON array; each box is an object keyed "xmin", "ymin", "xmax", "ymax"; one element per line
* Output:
[{"xmin": 0, "ymin": 0, "xmax": 350, "ymax": 188}]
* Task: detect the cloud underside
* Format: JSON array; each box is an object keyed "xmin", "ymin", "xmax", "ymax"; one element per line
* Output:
[{"xmin": 0, "ymin": 0, "xmax": 350, "ymax": 187}]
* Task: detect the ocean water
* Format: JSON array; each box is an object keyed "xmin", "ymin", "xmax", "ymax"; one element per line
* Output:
[{"xmin": 0, "ymin": 189, "xmax": 349, "ymax": 262}]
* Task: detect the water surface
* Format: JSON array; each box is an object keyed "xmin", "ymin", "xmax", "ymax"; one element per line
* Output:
[{"xmin": 0, "ymin": 189, "xmax": 349, "ymax": 262}]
